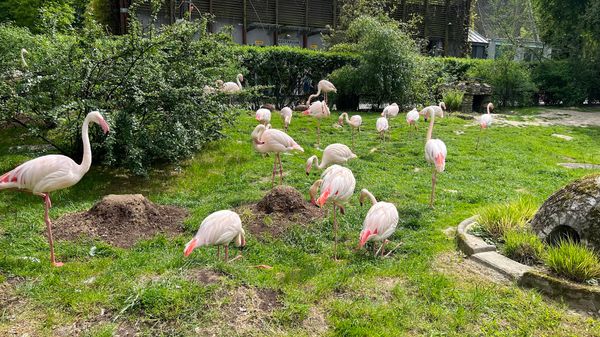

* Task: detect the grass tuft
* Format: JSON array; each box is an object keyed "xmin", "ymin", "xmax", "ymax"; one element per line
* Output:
[
  {"xmin": 502, "ymin": 230, "xmax": 545, "ymax": 265},
  {"xmin": 477, "ymin": 197, "xmax": 537, "ymax": 240},
  {"xmin": 545, "ymin": 239, "xmax": 600, "ymax": 282}
]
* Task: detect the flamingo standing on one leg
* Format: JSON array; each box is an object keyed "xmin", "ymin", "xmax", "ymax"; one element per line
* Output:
[
  {"xmin": 222, "ymin": 74, "xmax": 244, "ymax": 93},
  {"xmin": 406, "ymin": 108, "xmax": 420, "ymax": 134},
  {"xmin": 279, "ymin": 107, "xmax": 293, "ymax": 131},
  {"xmin": 309, "ymin": 165, "xmax": 355, "ymax": 259},
  {"xmin": 255, "ymin": 108, "xmax": 271, "ymax": 125},
  {"xmin": 252, "ymin": 124, "xmax": 304, "ymax": 186},
  {"xmin": 423, "ymin": 107, "xmax": 447, "ymax": 208},
  {"xmin": 303, "ymin": 100, "xmax": 330, "ymax": 147},
  {"xmin": 0, "ymin": 111, "xmax": 110, "ymax": 267},
  {"xmin": 338, "ymin": 112, "xmax": 362, "ymax": 149},
  {"xmin": 477, "ymin": 102, "xmax": 494, "ymax": 149},
  {"xmin": 307, "ymin": 79, "xmax": 337, "ymax": 106},
  {"xmin": 420, "ymin": 102, "xmax": 446, "ymax": 121},
  {"xmin": 306, "ymin": 143, "xmax": 357, "ymax": 175},
  {"xmin": 184, "ymin": 210, "xmax": 246, "ymax": 261},
  {"xmin": 358, "ymin": 189, "xmax": 399, "ymax": 257},
  {"xmin": 376, "ymin": 116, "xmax": 389, "ymax": 142}
]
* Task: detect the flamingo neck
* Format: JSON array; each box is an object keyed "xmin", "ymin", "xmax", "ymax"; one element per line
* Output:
[
  {"xmin": 80, "ymin": 115, "xmax": 93, "ymax": 175},
  {"xmin": 236, "ymin": 75, "xmax": 242, "ymax": 89},
  {"xmin": 315, "ymin": 155, "xmax": 327, "ymax": 169},
  {"xmin": 487, "ymin": 104, "xmax": 491, "ymax": 114},
  {"xmin": 426, "ymin": 110, "xmax": 435, "ymax": 142},
  {"xmin": 21, "ymin": 50, "xmax": 27, "ymax": 68},
  {"xmin": 360, "ymin": 189, "xmax": 377, "ymax": 206},
  {"xmin": 343, "ymin": 113, "xmax": 351, "ymax": 124}
]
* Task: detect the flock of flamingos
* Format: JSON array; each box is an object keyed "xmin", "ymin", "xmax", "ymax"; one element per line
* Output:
[{"xmin": 0, "ymin": 74, "xmax": 495, "ymax": 266}]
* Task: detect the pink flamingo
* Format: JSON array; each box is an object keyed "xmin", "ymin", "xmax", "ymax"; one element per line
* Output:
[
  {"xmin": 420, "ymin": 102, "xmax": 446, "ymax": 121},
  {"xmin": 376, "ymin": 116, "xmax": 389, "ymax": 142},
  {"xmin": 381, "ymin": 103, "xmax": 399, "ymax": 118},
  {"xmin": 0, "ymin": 111, "xmax": 110, "ymax": 267},
  {"xmin": 255, "ymin": 108, "xmax": 271, "ymax": 125},
  {"xmin": 303, "ymin": 100, "xmax": 330, "ymax": 147},
  {"xmin": 406, "ymin": 108, "xmax": 420, "ymax": 133},
  {"xmin": 423, "ymin": 108, "xmax": 447, "ymax": 208},
  {"xmin": 184, "ymin": 210, "xmax": 246, "ymax": 261},
  {"xmin": 307, "ymin": 79, "xmax": 337, "ymax": 106},
  {"xmin": 279, "ymin": 107, "xmax": 293, "ymax": 131},
  {"xmin": 338, "ymin": 112, "xmax": 362, "ymax": 148},
  {"xmin": 358, "ymin": 189, "xmax": 399, "ymax": 256},
  {"xmin": 477, "ymin": 102, "xmax": 494, "ymax": 149},
  {"xmin": 222, "ymin": 74, "xmax": 243, "ymax": 93},
  {"xmin": 309, "ymin": 165, "xmax": 355, "ymax": 259},
  {"xmin": 305, "ymin": 143, "xmax": 357, "ymax": 175},
  {"xmin": 251, "ymin": 124, "xmax": 304, "ymax": 186}
]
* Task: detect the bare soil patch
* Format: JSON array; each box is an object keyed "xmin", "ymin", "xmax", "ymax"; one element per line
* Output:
[
  {"xmin": 53, "ymin": 194, "xmax": 188, "ymax": 248},
  {"xmin": 185, "ymin": 268, "xmax": 224, "ymax": 285},
  {"xmin": 237, "ymin": 185, "xmax": 324, "ymax": 239},
  {"xmin": 433, "ymin": 251, "xmax": 511, "ymax": 285}
]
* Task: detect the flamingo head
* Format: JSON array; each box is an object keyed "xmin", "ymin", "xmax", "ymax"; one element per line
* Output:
[
  {"xmin": 337, "ymin": 117, "xmax": 344, "ymax": 125},
  {"xmin": 238, "ymin": 74, "xmax": 244, "ymax": 82},
  {"xmin": 435, "ymin": 154, "xmax": 446, "ymax": 172},
  {"xmin": 88, "ymin": 111, "xmax": 110, "ymax": 134},
  {"xmin": 302, "ymin": 109, "xmax": 310, "ymax": 115},
  {"xmin": 184, "ymin": 237, "xmax": 199, "ymax": 257},
  {"xmin": 309, "ymin": 179, "xmax": 322, "ymax": 205},
  {"xmin": 315, "ymin": 189, "xmax": 330, "ymax": 207},
  {"xmin": 359, "ymin": 230, "xmax": 373, "ymax": 248},
  {"xmin": 235, "ymin": 230, "xmax": 246, "ymax": 248},
  {"xmin": 305, "ymin": 156, "xmax": 314, "ymax": 175}
]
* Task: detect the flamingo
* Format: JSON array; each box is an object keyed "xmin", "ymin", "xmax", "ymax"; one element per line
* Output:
[
  {"xmin": 4, "ymin": 48, "xmax": 29, "ymax": 81},
  {"xmin": 382, "ymin": 103, "xmax": 399, "ymax": 118},
  {"xmin": 477, "ymin": 102, "xmax": 494, "ymax": 149},
  {"xmin": 376, "ymin": 116, "xmax": 389, "ymax": 142},
  {"xmin": 406, "ymin": 108, "xmax": 420, "ymax": 132},
  {"xmin": 251, "ymin": 124, "xmax": 304, "ymax": 186},
  {"xmin": 305, "ymin": 143, "xmax": 357, "ymax": 175},
  {"xmin": 184, "ymin": 210, "xmax": 246, "ymax": 261},
  {"xmin": 307, "ymin": 79, "xmax": 337, "ymax": 106},
  {"xmin": 255, "ymin": 108, "xmax": 271, "ymax": 125},
  {"xmin": 358, "ymin": 189, "xmax": 399, "ymax": 256},
  {"xmin": 279, "ymin": 107, "xmax": 293, "ymax": 131},
  {"xmin": 303, "ymin": 100, "xmax": 330, "ymax": 147},
  {"xmin": 203, "ymin": 80, "xmax": 224, "ymax": 95},
  {"xmin": 420, "ymin": 102, "xmax": 446, "ymax": 121},
  {"xmin": 309, "ymin": 165, "xmax": 355, "ymax": 259},
  {"xmin": 0, "ymin": 111, "xmax": 110, "ymax": 267},
  {"xmin": 338, "ymin": 112, "xmax": 362, "ymax": 148},
  {"xmin": 424, "ymin": 107, "xmax": 447, "ymax": 208},
  {"xmin": 222, "ymin": 74, "xmax": 243, "ymax": 93}
]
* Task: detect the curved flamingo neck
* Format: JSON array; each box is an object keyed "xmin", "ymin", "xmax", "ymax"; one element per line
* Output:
[
  {"xmin": 360, "ymin": 189, "xmax": 377, "ymax": 206},
  {"xmin": 487, "ymin": 104, "xmax": 492, "ymax": 114},
  {"xmin": 21, "ymin": 49, "xmax": 27, "ymax": 68},
  {"xmin": 426, "ymin": 109, "xmax": 435, "ymax": 141},
  {"xmin": 236, "ymin": 75, "xmax": 242, "ymax": 89},
  {"xmin": 79, "ymin": 115, "xmax": 93, "ymax": 175}
]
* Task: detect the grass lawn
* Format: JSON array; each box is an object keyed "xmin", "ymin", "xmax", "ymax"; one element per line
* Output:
[{"xmin": 1, "ymin": 109, "xmax": 600, "ymax": 336}]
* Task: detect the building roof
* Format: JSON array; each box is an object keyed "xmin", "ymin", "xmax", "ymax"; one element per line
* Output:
[{"xmin": 468, "ymin": 29, "xmax": 489, "ymax": 45}]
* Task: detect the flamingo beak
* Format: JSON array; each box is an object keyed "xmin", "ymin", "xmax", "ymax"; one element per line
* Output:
[
  {"xmin": 316, "ymin": 190, "xmax": 330, "ymax": 207},
  {"xmin": 302, "ymin": 110, "xmax": 309, "ymax": 115},
  {"xmin": 100, "ymin": 119, "xmax": 110, "ymax": 134},
  {"xmin": 359, "ymin": 230, "xmax": 372, "ymax": 248},
  {"xmin": 184, "ymin": 238, "xmax": 198, "ymax": 257}
]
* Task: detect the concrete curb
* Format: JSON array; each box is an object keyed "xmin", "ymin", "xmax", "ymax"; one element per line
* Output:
[{"xmin": 455, "ymin": 216, "xmax": 496, "ymax": 256}]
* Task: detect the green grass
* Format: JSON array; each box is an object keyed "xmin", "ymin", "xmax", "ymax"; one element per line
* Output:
[
  {"xmin": 477, "ymin": 197, "xmax": 538, "ymax": 240},
  {"xmin": 545, "ymin": 240, "xmax": 600, "ymax": 283},
  {"xmin": 1, "ymin": 109, "xmax": 600, "ymax": 336},
  {"xmin": 502, "ymin": 230, "xmax": 545, "ymax": 265}
]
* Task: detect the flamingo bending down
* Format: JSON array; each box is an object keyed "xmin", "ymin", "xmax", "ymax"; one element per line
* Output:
[
  {"xmin": 184, "ymin": 210, "xmax": 246, "ymax": 261},
  {"xmin": 279, "ymin": 107, "xmax": 293, "ymax": 131},
  {"xmin": 338, "ymin": 112, "xmax": 362, "ymax": 148},
  {"xmin": 303, "ymin": 100, "xmax": 330, "ymax": 147},
  {"xmin": 308, "ymin": 79, "xmax": 337, "ymax": 106},
  {"xmin": 309, "ymin": 165, "xmax": 355, "ymax": 259},
  {"xmin": 406, "ymin": 108, "xmax": 420, "ymax": 131},
  {"xmin": 0, "ymin": 111, "xmax": 110, "ymax": 267},
  {"xmin": 252, "ymin": 124, "xmax": 304, "ymax": 186},
  {"xmin": 376, "ymin": 117, "xmax": 389, "ymax": 142},
  {"xmin": 382, "ymin": 103, "xmax": 399, "ymax": 118},
  {"xmin": 358, "ymin": 189, "xmax": 399, "ymax": 256},
  {"xmin": 255, "ymin": 108, "xmax": 271, "ymax": 125},
  {"xmin": 420, "ymin": 102, "xmax": 446, "ymax": 121},
  {"xmin": 222, "ymin": 74, "xmax": 243, "ymax": 93},
  {"xmin": 424, "ymin": 110, "xmax": 447, "ymax": 208},
  {"xmin": 306, "ymin": 143, "xmax": 357, "ymax": 175}
]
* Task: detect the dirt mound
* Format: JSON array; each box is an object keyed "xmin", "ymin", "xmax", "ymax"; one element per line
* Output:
[
  {"xmin": 238, "ymin": 185, "xmax": 324, "ymax": 239},
  {"xmin": 53, "ymin": 194, "xmax": 188, "ymax": 248}
]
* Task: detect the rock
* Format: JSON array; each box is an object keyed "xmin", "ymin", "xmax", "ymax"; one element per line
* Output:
[
  {"xmin": 531, "ymin": 174, "xmax": 600, "ymax": 249},
  {"xmin": 558, "ymin": 163, "xmax": 600, "ymax": 170},
  {"xmin": 552, "ymin": 133, "xmax": 573, "ymax": 141}
]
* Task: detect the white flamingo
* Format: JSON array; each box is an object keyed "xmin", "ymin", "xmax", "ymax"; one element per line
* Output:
[
  {"xmin": 308, "ymin": 79, "xmax": 337, "ymax": 106},
  {"xmin": 222, "ymin": 74, "xmax": 243, "ymax": 93},
  {"xmin": 309, "ymin": 165, "xmax": 355, "ymax": 259},
  {"xmin": 424, "ymin": 109, "xmax": 447, "ymax": 208},
  {"xmin": 358, "ymin": 189, "xmax": 399, "ymax": 256},
  {"xmin": 477, "ymin": 102, "xmax": 494, "ymax": 149},
  {"xmin": 0, "ymin": 111, "xmax": 110, "ymax": 267},
  {"xmin": 406, "ymin": 108, "xmax": 420, "ymax": 131},
  {"xmin": 279, "ymin": 107, "xmax": 293, "ymax": 131},
  {"xmin": 255, "ymin": 108, "xmax": 271, "ymax": 125},
  {"xmin": 203, "ymin": 80, "xmax": 224, "ymax": 95},
  {"xmin": 252, "ymin": 124, "xmax": 304, "ymax": 186},
  {"xmin": 382, "ymin": 103, "xmax": 399, "ymax": 118},
  {"xmin": 420, "ymin": 102, "xmax": 446, "ymax": 121},
  {"xmin": 184, "ymin": 210, "xmax": 246, "ymax": 261},
  {"xmin": 338, "ymin": 112, "xmax": 362, "ymax": 148},
  {"xmin": 376, "ymin": 116, "xmax": 389, "ymax": 142},
  {"xmin": 303, "ymin": 100, "xmax": 330, "ymax": 147},
  {"xmin": 306, "ymin": 143, "xmax": 357, "ymax": 175}
]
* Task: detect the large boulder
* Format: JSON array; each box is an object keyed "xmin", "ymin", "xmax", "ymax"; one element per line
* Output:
[{"xmin": 531, "ymin": 174, "xmax": 600, "ymax": 248}]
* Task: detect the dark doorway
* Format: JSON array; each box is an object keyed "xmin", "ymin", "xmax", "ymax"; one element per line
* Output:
[{"xmin": 546, "ymin": 225, "xmax": 581, "ymax": 246}]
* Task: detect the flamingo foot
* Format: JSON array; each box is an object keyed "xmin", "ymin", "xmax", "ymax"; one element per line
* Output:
[{"xmin": 52, "ymin": 261, "xmax": 64, "ymax": 267}]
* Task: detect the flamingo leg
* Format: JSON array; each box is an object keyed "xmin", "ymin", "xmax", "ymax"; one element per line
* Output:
[
  {"xmin": 333, "ymin": 204, "xmax": 338, "ymax": 260},
  {"xmin": 381, "ymin": 240, "xmax": 386, "ymax": 257},
  {"xmin": 316, "ymin": 119, "xmax": 321, "ymax": 147},
  {"xmin": 430, "ymin": 168, "xmax": 437, "ymax": 208},
  {"xmin": 218, "ymin": 246, "xmax": 221, "ymax": 259},
  {"xmin": 277, "ymin": 153, "xmax": 283, "ymax": 184},
  {"xmin": 351, "ymin": 128, "xmax": 355, "ymax": 149},
  {"xmin": 271, "ymin": 155, "xmax": 277, "ymax": 187},
  {"xmin": 43, "ymin": 193, "xmax": 62, "ymax": 267},
  {"xmin": 225, "ymin": 245, "xmax": 229, "ymax": 261}
]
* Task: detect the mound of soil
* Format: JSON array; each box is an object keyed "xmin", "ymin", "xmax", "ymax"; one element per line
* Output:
[
  {"xmin": 238, "ymin": 185, "xmax": 324, "ymax": 239},
  {"xmin": 53, "ymin": 194, "xmax": 188, "ymax": 248}
]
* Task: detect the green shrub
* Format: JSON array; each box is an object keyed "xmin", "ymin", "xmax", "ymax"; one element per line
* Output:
[
  {"xmin": 442, "ymin": 90, "xmax": 464, "ymax": 111},
  {"xmin": 545, "ymin": 240, "xmax": 600, "ymax": 282},
  {"xmin": 477, "ymin": 198, "xmax": 537, "ymax": 239},
  {"xmin": 532, "ymin": 59, "xmax": 600, "ymax": 106},
  {"xmin": 502, "ymin": 230, "xmax": 545, "ymax": 265}
]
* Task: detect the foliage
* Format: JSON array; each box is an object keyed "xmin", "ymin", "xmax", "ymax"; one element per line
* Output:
[
  {"xmin": 0, "ymin": 18, "xmax": 242, "ymax": 175},
  {"xmin": 442, "ymin": 90, "xmax": 464, "ymax": 112},
  {"xmin": 0, "ymin": 0, "xmax": 89, "ymax": 33},
  {"xmin": 477, "ymin": 197, "xmax": 537, "ymax": 240},
  {"xmin": 502, "ymin": 230, "xmax": 545, "ymax": 265},
  {"xmin": 86, "ymin": 0, "xmax": 114, "ymax": 32},
  {"xmin": 468, "ymin": 56, "xmax": 536, "ymax": 107},
  {"xmin": 545, "ymin": 239, "xmax": 600, "ymax": 282},
  {"xmin": 530, "ymin": 59, "xmax": 600, "ymax": 105}
]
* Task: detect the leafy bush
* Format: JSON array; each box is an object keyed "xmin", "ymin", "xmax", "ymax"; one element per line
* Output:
[
  {"xmin": 0, "ymin": 17, "xmax": 242, "ymax": 175},
  {"xmin": 502, "ymin": 230, "xmax": 545, "ymax": 265},
  {"xmin": 468, "ymin": 56, "xmax": 536, "ymax": 107},
  {"xmin": 532, "ymin": 59, "xmax": 600, "ymax": 105},
  {"xmin": 477, "ymin": 198, "xmax": 537, "ymax": 239},
  {"xmin": 545, "ymin": 240, "xmax": 600, "ymax": 282},
  {"xmin": 442, "ymin": 90, "xmax": 464, "ymax": 111}
]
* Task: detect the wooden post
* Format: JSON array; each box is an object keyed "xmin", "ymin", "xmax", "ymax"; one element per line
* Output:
[
  {"xmin": 444, "ymin": 0, "xmax": 450, "ymax": 56},
  {"xmin": 243, "ymin": 0, "xmax": 247, "ymax": 44},
  {"xmin": 401, "ymin": 0, "xmax": 406, "ymax": 21},
  {"xmin": 423, "ymin": 0, "xmax": 429, "ymax": 40},
  {"xmin": 333, "ymin": 0, "xmax": 337, "ymax": 29},
  {"xmin": 274, "ymin": 0, "xmax": 279, "ymax": 45},
  {"xmin": 208, "ymin": 0, "xmax": 213, "ymax": 32},
  {"xmin": 304, "ymin": 0, "xmax": 309, "ymax": 48}
]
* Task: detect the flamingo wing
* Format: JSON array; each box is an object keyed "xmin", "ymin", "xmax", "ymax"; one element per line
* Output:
[
  {"xmin": 196, "ymin": 210, "xmax": 242, "ymax": 246},
  {"xmin": 0, "ymin": 154, "xmax": 80, "ymax": 193}
]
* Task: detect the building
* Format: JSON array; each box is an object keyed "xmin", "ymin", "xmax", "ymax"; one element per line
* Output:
[{"xmin": 116, "ymin": 0, "xmax": 472, "ymax": 56}]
